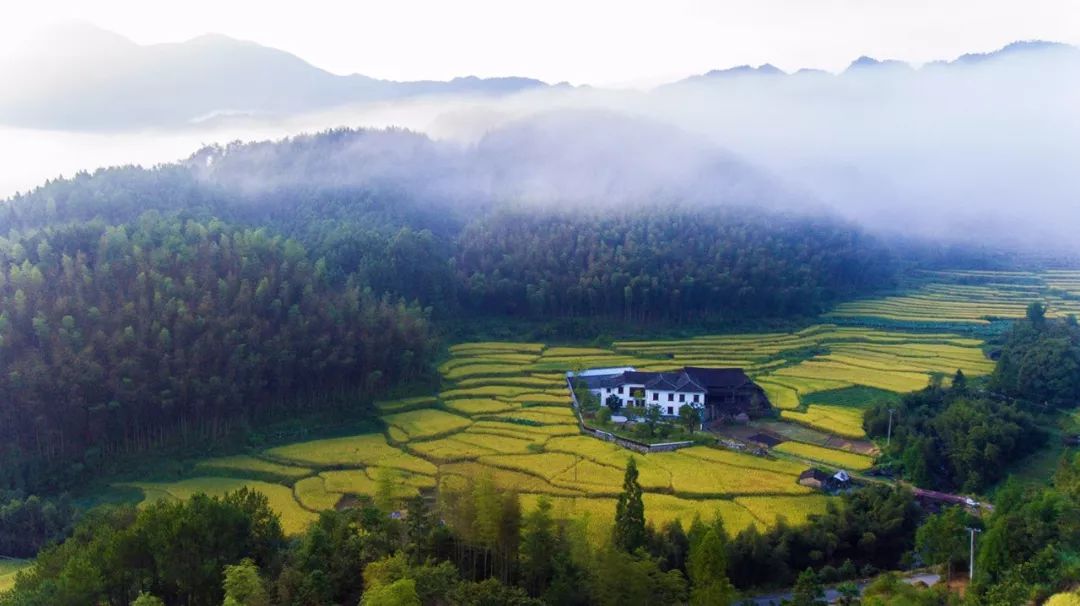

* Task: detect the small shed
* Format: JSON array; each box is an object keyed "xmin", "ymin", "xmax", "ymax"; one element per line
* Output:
[{"xmin": 798, "ymin": 468, "xmax": 831, "ymax": 490}]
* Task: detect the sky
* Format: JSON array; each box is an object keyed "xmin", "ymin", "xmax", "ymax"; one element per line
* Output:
[{"xmin": 2, "ymin": 0, "xmax": 1079, "ymax": 86}]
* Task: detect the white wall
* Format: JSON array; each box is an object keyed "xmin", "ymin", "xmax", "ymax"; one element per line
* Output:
[{"xmin": 591, "ymin": 386, "xmax": 703, "ymax": 416}]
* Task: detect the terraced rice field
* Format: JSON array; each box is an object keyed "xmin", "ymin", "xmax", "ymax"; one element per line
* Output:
[
  {"xmin": 773, "ymin": 441, "xmax": 875, "ymax": 471},
  {"xmin": 116, "ymin": 271, "xmax": 1080, "ymax": 541},
  {"xmin": 124, "ymin": 336, "xmax": 849, "ymax": 539},
  {"xmin": 122, "ymin": 477, "xmax": 318, "ymax": 534},
  {"xmin": 781, "ymin": 404, "xmax": 867, "ymax": 439},
  {"xmin": 124, "ymin": 273, "xmax": 1031, "ymax": 541},
  {"xmin": 194, "ymin": 455, "xmax": 313, "ymax": 480},
  {"xmin": 827, "ymin": 270, "xmax": 1080, "ymax": 324}
]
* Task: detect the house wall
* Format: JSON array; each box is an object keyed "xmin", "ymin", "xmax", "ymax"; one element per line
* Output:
[
  {"xmin": 644, "ymin": 389, "xmax": 703, "ymax": 416},
  {"xmin": 593, "ymin": 384, "xmax": 645, "ymax": 409},
  {"xmin": 591, "ymin": 386, "xmax": 703, "ymax": 416}
]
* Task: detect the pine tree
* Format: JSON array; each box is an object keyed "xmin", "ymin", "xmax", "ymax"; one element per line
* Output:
[
  {"xmin": 791, "ymin": 568, "xmax": 827, "ymax": 606},
  {"xmin": 613, "ymin": 457, "xmax": 646, "ymax": 553}
]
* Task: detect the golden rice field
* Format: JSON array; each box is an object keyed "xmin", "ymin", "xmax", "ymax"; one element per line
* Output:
[
  {"xmin": 122, "ymin": 477, "xmax": 318, "ymax": 535},
  {"xmin": 781, "ymin": 405, "xmax": 867, "ymax": 439},
  {"xmin": 194, "ymin": 455, "xmax": 313, "ymax": 479},
  {"xmin": 123, "ymin": 330, "xmax": 845, "ymax": 541},
  {"xmin": 123, "ymin": 273, "xmax": 1036, "ymax": 541},
  {"xmin": 773, "ymin": 442, "xmax": 875, "ymax": 471},
  {"xmin": 827, "ymin": 270, "xmax": 1080, "ymax": 324}
]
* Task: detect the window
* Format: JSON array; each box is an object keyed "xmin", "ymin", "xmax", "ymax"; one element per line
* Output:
[
  {"xmin": 679, "ymin": 394, "xmax": 685, "ymax": 403},
  {"xmin": 667, "ymin": 406, "xmax": 673, "ymax": 415},
  {"xmin": 693, "ymin": 394, "xmax": 700, "ymax": 403},
  {"xmin": 652, "ymin": 392, "xmax": 658, "ymax": 401},
  {"xmin": 617, "ymin": 387, "xmax": 623, "ymax": 395},
  {"xmin": 667, "ymin": 393, "xmax": 674, "ymax": 402}
]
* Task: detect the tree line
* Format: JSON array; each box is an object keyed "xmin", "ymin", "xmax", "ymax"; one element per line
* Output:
[
  {"xmin": 0, "ymin": 456, "xmax": 926, "ymax": 606},
  {"xmin": 2, "ymin": 129, "xmax": 899, "ymax": 326},
  {"xmin": 0, "ymin": 214, "xmax": 435, "ymax": 492}
]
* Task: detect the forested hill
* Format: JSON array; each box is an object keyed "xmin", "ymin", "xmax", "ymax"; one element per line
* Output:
[
  {"xmin": 4, "ymin": 119, "xmax": 898, "ymax": 322},
  {"xmin": 0, "ymin": 120, "xmax": 898, "ymax": 488}
]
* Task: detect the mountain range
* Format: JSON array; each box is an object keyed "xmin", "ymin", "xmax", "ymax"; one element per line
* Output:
[{"xmin": 1, "ymin": 21, "xmax": 1077, "ymax": 131}]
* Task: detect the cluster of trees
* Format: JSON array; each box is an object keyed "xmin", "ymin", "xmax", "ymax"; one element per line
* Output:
[
  {"xmin": 864, "ymin": 371, "xmax": 1044, "ymax": 492},
  {"xmin": 906, "ymin": 448, "xmax": 1080, "ymax": 603},
  {"xmin": 992, "ymin": 302, "xmax": 1080, "ymax": 408},
  {"xmin": 0, "ymin": 491, "xmax": 76, "ymax": 558},
  {"xmin": 454, "ymin": 210, "xmax": 894, "ymax": 321},
  {"xmin": 0, "ymin": 214, "xmax": 435, "ymax": 491},
  {"xmin": 2, "ymin": 457, "xmax": 926, "ymax": 605},
  {"xmin": 962, "ymin": 451, "xmax": 1080, "ymax": 604},
  {"xmin": 3, "ymin": 131, "xmax": 898, "ymax": 328}
]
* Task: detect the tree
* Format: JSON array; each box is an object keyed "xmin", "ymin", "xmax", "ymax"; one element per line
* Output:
[
  {"xmin": 915, "ymin": 507, "xmax": 970, "ymax": 581},
  {"xmin": 222, "ymin": 558, "xmax": 269, "ymax": 606},
  {"xmin": 447, "ymin": 578, "xmax": 544, "ymax": 606},
  {"xmin": 1027, "ymin": 301, "xmax": 1047, "ymax": 325},
  {"xmin": 679, "ymin": 405, "xmax": 702, "ymax": 434},
  {"xmin": 951, "ymin": 369, "xmax": 966, "ymax": 391},
  {"xmin": 520, "ymin": 497, "xmax": 557, "ymax": 596},
  {"xmin": 360, "ymin": 578, "xmax": 421, "ymax": 606},
  {"xmin": 606, "ymin": 393, "xmax": 623, "ymax": 415},
  {"xmin": 836, "ymin": 582, "xmax": 860, "ymax": 606},
  {"xmin": 687, "ymin": 527, "xmax": 735, "ymax": 605},
  {"xmin": 590, "ymin": 548, "xmax": 686, "ymax": 606},
  {"xmin": 642, "ymin": 406, "xmax": 662, "ymax": 438},
  {"xmin": 613, "ymin": 458, "xmax": 646, "ymax": 553},
  {"xmin": 791, "ymin": 568, "xmax": 826, "ymax": 606},
  {"xmin": 374, "ymin": 467, "xmax": 398, "ymax": 513},
  {"xmin": 131, "ymin": 593, "xmax": 165, "ymax": 606}
]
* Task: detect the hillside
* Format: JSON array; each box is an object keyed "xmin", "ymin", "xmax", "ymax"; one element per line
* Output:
[{"xmin": 0, "ymin": 117, "xmax": 899, "ymax": 492}]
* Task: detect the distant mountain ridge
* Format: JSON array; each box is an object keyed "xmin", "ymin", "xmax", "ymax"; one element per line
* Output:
[
  {"xmin": 1, "ymin": 22, "xmax": 1077, "ymax": 131},
  {"xmin": 661, "ymin": 39, "xmax": 1079, "ymax": 87},
  {"xmin": 0, "ymin": 22, "xmax": 553, "ymax": 130}
]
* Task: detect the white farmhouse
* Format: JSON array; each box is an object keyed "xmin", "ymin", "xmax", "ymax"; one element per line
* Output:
[{"xmin": 570, "ymin": 366, "xmax": 771, "ymax": 420}]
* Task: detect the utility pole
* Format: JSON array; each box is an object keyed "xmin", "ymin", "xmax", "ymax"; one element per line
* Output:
[
  {"xmin": 887, "ymin": 408, "xmax": 896, "ymax": 447},
  {"xmin": 966, "ymin": 527, "xmax": 982, "ymax": 581}
]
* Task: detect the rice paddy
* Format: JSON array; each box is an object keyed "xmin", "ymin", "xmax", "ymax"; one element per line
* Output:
[
  {"xmin": 773, "ymin": 441, "xmax": 875, "ymax": 471},
  {"xmin": 781, "ymin": 404, "xmax": 867, "ymax": 439},
  {"xmin": 826, "ymin": 270, "xmax": 1080, "ymax": 324},
  {"xmin": 120, "ymin": 272, "xmax": 1033, "ymax": 539},
  {"xmin": 194, "ymin": 455, "xmax": 313, "ymax": 480},
  {"xmin": 122, "ymin": 477, "xmax": 317, "ymax": 535}
]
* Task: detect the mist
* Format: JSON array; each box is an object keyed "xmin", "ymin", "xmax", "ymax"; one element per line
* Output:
[{"xmin": 2, "ymin": 39, "xmax": 1079, "ymax": 254}]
